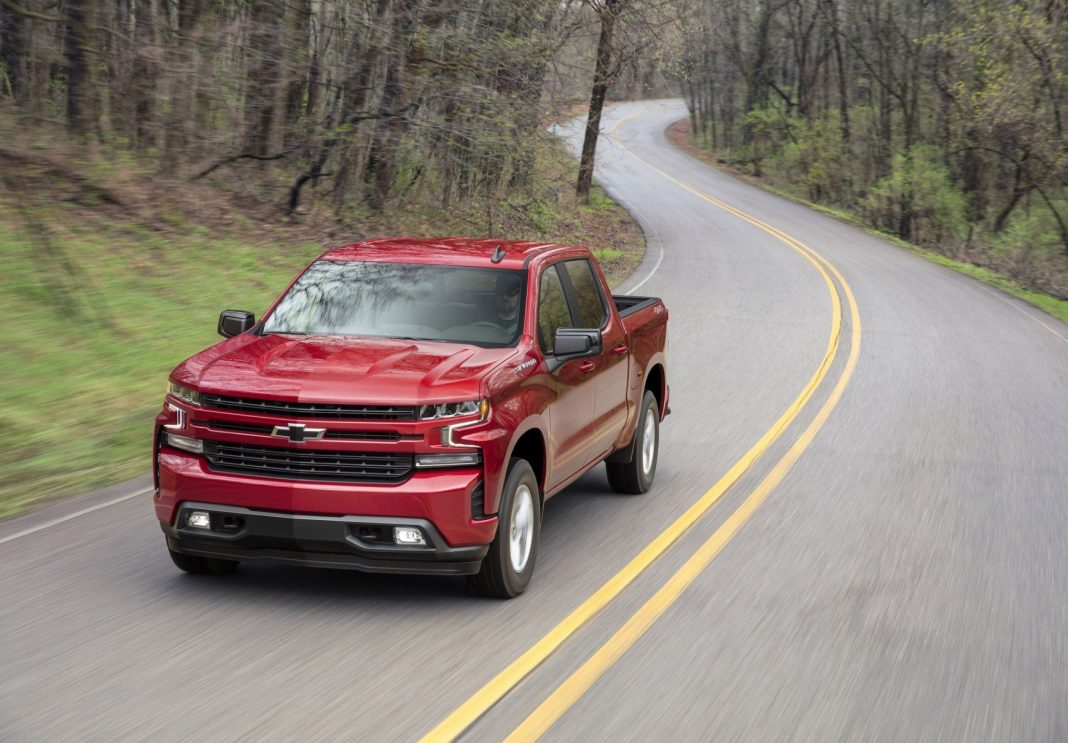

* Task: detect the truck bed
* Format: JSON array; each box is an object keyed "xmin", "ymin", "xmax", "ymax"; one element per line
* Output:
[{"xmin": 613, "ymin": 295, "xmax": 661, "ymax": 318}]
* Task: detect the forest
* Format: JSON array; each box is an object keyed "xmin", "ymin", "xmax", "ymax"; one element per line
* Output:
[
  {"xmin": 677, "ymin": 0, "xmax": 1068, "ymax": 298},
  {"xmin": 3, "ymin": 1, "xmax": 1064, "ymax": 300},
  {"xmin": 0, "ymin": 0, "xmax": 672, "ymax": 217}
]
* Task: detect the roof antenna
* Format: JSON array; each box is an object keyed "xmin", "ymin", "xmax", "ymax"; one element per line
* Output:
[{"xmin": 491, "ymin": 244, "xmax": 506, "ymax": 264}]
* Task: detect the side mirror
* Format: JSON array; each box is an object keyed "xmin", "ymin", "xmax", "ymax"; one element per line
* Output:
[
  {"xmin": 548, "ymin": 328, "xmax": 602, "ymax": 371},
  {"xmin": 218, "ymin": 310, "xmax": 256, "ymax": 338}
]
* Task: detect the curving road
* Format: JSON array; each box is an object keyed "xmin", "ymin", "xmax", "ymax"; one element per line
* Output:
[{"xmin": 3, "ymin": 99, "xmax": 1068, "ymax": 742}]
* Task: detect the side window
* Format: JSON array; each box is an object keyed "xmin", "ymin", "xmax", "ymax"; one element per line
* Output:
[
  {"xmin": 562, "ymin": 259, "xmax": 607, "ymax": 328},
  {"xmin": 538, "ymin": 266, "xmax": 573, "ymax": 354}
]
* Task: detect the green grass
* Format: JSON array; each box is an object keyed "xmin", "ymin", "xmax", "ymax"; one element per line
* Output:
[
  {"xmin": 590, "ymin": 247, "xmax": 623, "ymax": 262},
  {"xmin": 0, "ymin": 220, "xmax": 322, "ymax": 518}
]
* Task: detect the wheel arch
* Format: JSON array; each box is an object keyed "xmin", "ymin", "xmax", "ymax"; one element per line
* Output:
[
  {"xmin": 508, "ymin": 428, "xmax": 547, "ymax": 504},
  {"xmin": 644, "ymin": 360, "xmax": 667, "ymax": 418}
]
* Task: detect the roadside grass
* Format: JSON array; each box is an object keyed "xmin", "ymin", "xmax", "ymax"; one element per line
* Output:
[
  {"xmin": 0, "ymin": 224, "xmax": 323, "ymax": 519},
  {"xmin": 665, "ymin": 120, "xmax": 1068, "ymax": 327},
  {"xmin": 0, "ymin": 137, "xmax": 644, "ymax": 519},
  {"xmin": 591, "ymin": 248, "xmax": 623, "ymax": 262}
]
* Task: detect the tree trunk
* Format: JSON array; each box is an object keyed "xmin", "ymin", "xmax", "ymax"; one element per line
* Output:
[
  {"xmin": 284, "ymin": 0, "xmax": 312, "ymax": 140},
  {"xmin": 506, "ymin": 3, "xmax": 557, "ymax": 191},
  {"xmin": 365, "ymin": 0, "xmax": 433, "ymax": 211},
  {"xmin": 741, "ymin": 0, "xmax": 773, "ymax": 145},
  {"xmin": 65, "ymin": 0, "xmax": 97, "ymax": 138},
  {"xmin": 130, "ymin": 0, "xmax": 161, "ymax": 151},
  {"xmin": 826, "ymin": 0, "xmax": 850, "ymax": 145},
  {"xmin": 244, "ymin": 0, "xmax": 284, "ymax": 157},
  {"xmin": 161, "ymin": 0, "xmax": 208, "ymax": 173},
  {"xmin": 0, "ymin": 6, "xmax": 22, "ymax": 101},
  {"xmin": 326, "ymin": 0, "xmax": 390, "ymax": 211},
  {"xmin": 576, "ymin": 0, "xmax": 620, "ymax": 203},
  {"xmin": 366, "ymin": 58, "xmax": 403, "ymax": 211}
]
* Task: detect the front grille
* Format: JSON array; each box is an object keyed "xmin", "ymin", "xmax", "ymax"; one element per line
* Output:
[
  {"xmin": 201, "ymin": 394, "xmax": 417, "ymax": 420},
  {"xmin": 203, "ymin": 441, "xmax": 413, "ymax": 482},
  {"xmin": 208, "ymin": 420, "xmax": 403, "ymax": 441}
]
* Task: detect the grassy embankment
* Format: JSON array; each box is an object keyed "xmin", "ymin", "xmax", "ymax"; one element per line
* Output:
[
  {"xmin": 666, "ymin": 120, "xmax": 1068, "ymax": 326},
  {"xmin": 0, "ymin": 139, "xmax": 643, "ymax": 519}
]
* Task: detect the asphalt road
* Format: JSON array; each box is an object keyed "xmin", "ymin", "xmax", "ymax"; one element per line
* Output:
[{"xmin": 4, "ymin": 99, "xmax": 1068, "ymax": 742}]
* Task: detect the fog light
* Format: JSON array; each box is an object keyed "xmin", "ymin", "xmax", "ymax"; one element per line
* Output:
[
  {"xmin": 187, "ymin": 510, "xmax": 211, "ymax": 529},
  {"xmin": 394, "ymin": 527, "xmax": 426, "ymax": 546},
  {"xmin": 165, "ymin": 432, "xmax": 203, "ymax": 454},
  {"xmin": 415, "ymin": 452, "xmax": 481, "ymax": 468}
]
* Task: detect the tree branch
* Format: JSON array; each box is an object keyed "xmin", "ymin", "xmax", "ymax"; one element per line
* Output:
[
  {"xmin": 0, "ymin": 0, "xmax": 66, "ymax": 23},
  {"xmin": 192, "ymin": 149, "xmax": 297, "ymax": 180},
  {"xmin": 768, "ymin": 80, "xmax": 796, "ymax": 109},
  {"xmin": 0, "ymin": 0, "xmax": 133, "ymax": 42}
]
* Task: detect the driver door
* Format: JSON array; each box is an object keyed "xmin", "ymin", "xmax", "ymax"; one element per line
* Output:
[{"xmin": 537, "ymin": 264, "xmax": 598, "ymax": 491}]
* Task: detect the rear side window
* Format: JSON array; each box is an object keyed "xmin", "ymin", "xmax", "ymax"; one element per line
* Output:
[
  {"xmin": 538, "ymin": 266, "xmax": 572, "ymax": 353},
  {"xmin": 562, "ymin": 259, "xmax": 607, "ymax": 328}
]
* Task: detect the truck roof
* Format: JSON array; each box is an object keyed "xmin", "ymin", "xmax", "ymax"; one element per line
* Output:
[{"xmin": 320, "ymin": 237, "xmax": 583, "ymax": 269}]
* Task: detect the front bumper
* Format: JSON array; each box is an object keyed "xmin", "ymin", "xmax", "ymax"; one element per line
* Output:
[
  {"xmin": 164, "ymin": 502, "xmax": 488, "ymax": 575},
  {"xmin": 156, "ymin": 447, "xmax": 498, "ymax": 549}
]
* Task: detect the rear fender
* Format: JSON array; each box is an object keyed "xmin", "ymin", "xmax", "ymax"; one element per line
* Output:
[{"xmin": 613, "ymin": 352, "xmax": 667, "ymax": 456}]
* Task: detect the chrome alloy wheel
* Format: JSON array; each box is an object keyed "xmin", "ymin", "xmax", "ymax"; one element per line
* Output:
[
  {"xmin": 641, "ymin": 407, "xmax": 657, "ymax": 477},
  {"xmin": 509, "ymin": 483, "xmax": 535, "ymax": 573}
]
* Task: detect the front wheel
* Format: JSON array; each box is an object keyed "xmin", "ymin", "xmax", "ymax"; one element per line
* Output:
[
  {"xmin": 606, "ymin": 390, "xmax": 660, "ymax": 494},
  {"xmin": 467, "ymin": 458, "xmax": 541, "ymax": 598}
]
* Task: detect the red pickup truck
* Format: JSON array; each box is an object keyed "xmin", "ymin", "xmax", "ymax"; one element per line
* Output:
[{"xmin": 155, "ymin": 238, "xmax": 668, "ymax": 597}]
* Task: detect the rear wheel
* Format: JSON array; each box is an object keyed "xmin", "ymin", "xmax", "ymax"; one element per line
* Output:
[
  {"xmin": 467, "ymin": 458, "xmax": 541, "ymax": 598},
  {"xmin": 168, "ymin": 547, "xmax": 240, "ymax": 575},
  {"xmin": 606, "ymin": 390, "xmax": 659, "ymax": 494}
]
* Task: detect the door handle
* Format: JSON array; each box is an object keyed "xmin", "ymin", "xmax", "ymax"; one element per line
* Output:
[
  {"xmin": 612, "ymin": 344, "xmax": 629, "ymax": 356},
  {"xmin": 579, "ymin": 360, "xmax": 596, "ymax": 373}
]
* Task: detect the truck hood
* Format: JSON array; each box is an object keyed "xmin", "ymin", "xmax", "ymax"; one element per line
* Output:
[{"xmin": 173, "ymin": 333, "xmax": 518, "ymax": 405}]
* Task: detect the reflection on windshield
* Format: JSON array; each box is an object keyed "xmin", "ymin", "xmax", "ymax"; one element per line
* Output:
[{"xmin": 262, "ymin": 261, "xmax": 525, "ymax": 347}]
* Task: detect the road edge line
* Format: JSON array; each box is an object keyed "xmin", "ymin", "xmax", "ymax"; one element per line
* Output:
[{"xmin": 0, "ymin": 488, "xmax": 150, "ymax": 546}]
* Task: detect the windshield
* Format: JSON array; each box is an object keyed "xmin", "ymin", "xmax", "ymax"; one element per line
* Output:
[{"xmin": 261, "ymin": 261, "xmax": 526, "ymax": 347}]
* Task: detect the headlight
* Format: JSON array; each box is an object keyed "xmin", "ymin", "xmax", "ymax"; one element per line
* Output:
[
  {"xmin": 418, "ymin": 400, "xmax": 487, "ymax": 421},
  {"xmin": 168, "ymin": 382, "xmax": 201, "ymax": 406}
]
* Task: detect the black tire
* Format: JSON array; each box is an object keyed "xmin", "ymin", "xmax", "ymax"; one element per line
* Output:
[
  {"xmin": 606, "ymin": 390, "xmax": 660, "ymax": 494},
  {"xmin": 467, "ymin": 458, "xmax": 541, "ymax": 598},
  {"xmin": 168, "ymin": 547, "xmax": 240, "ymax": 575}
]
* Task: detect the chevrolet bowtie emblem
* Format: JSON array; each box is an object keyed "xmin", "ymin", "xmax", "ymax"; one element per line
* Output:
[{"xmin": 271, "ymin": 423, "xmax": 327, "ymax": 443}]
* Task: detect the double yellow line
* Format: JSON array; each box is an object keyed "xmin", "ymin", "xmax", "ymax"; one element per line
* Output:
[{"xmin": 420, "ymin": 110, "xmax": 862, "ymax": 742}]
